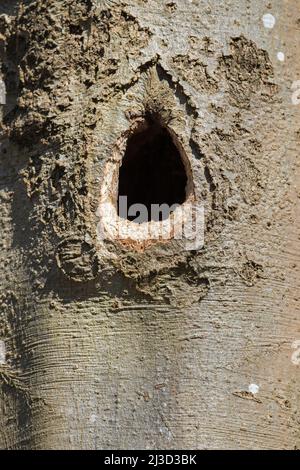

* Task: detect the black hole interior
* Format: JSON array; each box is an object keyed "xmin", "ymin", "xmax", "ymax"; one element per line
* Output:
[{"xmin": 118, "ymin": 120, "xmax": 188, "ymax": 222}]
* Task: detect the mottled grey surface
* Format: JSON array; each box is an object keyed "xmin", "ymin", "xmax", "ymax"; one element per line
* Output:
[{"xmin": 0, "ymin": 0, "xmax": 299, "ymax": 449}]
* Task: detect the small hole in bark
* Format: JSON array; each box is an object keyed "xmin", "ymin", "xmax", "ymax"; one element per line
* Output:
[{"xmin": 118, "ymin": 119, "xmax": 188, "ymax": 222}]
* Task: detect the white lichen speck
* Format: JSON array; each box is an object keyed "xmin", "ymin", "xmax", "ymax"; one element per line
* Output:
[
  {"xmin": 248, "ymin": 383, "xmax": 259, "ymax": 394},
  {"xmin": 262, "ymin": 13, "xmax": 276, "ymax": 29},
  {"xmin": 0, "ymin": 80, "xmax": 6, "ymax": 105},
  {"xmin": 0, "ymin": 340, "xmax": 6, "ymax": 365},
  {"xmin": 277, "ymin": 52, "xmax": 285, "ymax": 62}
]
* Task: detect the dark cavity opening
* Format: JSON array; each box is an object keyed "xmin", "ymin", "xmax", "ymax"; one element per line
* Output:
[{"xmin": 118, "ymin": 120, "xmax": 188, "ymax": 222}]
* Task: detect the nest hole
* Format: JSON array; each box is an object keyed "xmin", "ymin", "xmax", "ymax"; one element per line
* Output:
[{"xmin": 118, "ymin": 119, "xmax": 188, "ymax": 222}]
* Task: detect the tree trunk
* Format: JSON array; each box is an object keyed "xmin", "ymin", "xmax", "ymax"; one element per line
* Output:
[{"xmin": 0, "ymin": 0, "xmax": 299, "ymax": 450}]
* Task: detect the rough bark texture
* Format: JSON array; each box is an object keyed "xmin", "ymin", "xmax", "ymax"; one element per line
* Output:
[{"xmin": 0, "ymin": 0, "xmax": 300, "ymax": 449}]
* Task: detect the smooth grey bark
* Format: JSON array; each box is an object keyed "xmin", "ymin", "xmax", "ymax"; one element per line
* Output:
[{"xmin": 0, "ymin": 0, "xmax": 300, "ymax": 449}]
